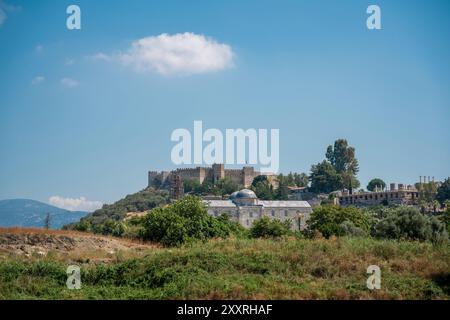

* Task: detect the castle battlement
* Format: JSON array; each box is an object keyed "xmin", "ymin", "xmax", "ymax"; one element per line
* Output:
[{"xmin": 148, "ymin": 164, "xmax": 276, "ymax": 189}]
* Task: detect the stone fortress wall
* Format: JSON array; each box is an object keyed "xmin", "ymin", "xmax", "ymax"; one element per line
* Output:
[
  {"xmin": 338, "ymin": 182, "xmax": 419, "ymax": 206},
  {"xmin": 148, "ymin": 164, "xmax": 277, "ymax": 189}
]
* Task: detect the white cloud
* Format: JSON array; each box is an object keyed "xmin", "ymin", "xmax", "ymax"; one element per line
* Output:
[
  {"xmin": 31, "ymin": 76, "xmax": 45, "ymax": 85},
  {"xmin": 0, "ymin": 1, "xmax": 20, "ymax": 27},
  {"xmin": 48, "ymin": 196, "xmax": 103, "ymax": 212},
  {"xmin": 60, "ymin": 77, "xmax": 79, "ymax": 88},
  {"xmin": 96, "ymin": 32, "xmax": 234, "ymax": 76},
  {"xmin": 90, "ymin": 52, "xmax": 112, "ymax": 62}
]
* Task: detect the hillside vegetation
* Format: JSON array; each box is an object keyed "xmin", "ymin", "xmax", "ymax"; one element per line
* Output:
[
  {"xmin": 64, "ymin": 189, "xmax": 169, "ymax": 234},
  {"xmin": 0, "ymin": 236, "xmax": 449, "ymax": 299}
]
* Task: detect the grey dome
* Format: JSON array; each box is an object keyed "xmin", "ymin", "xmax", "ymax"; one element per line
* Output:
[
  {"xmin": 235, "ymin": 189, "xmax": 257, "ymax": 199},
  {"xmin": 229, "ymin": 191, "xmax": 239, "ymax": 200}
]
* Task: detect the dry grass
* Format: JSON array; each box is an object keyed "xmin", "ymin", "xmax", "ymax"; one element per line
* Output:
[{"xmin": 0, "ymin": 232, "xmax": 449, "ymax": 299}]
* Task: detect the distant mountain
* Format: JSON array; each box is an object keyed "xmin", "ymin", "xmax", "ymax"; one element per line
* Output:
[{"xmin": 0, "ymin": 199, "xmax": 88, "ymax": 229}]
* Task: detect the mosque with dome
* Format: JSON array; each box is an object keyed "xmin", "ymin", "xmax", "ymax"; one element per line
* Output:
[{"xmin": 203, "ymin": 189, "xmax": 312, "ymax": 231}]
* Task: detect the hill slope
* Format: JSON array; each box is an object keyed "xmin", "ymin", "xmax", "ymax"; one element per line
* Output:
[
  {"xmin": 0, "ymin": 199, "xmax": 88, "ymax": 229},
  {"xmin": 65, "ymin": 188, "xmax": 169, "ymax": 232}
]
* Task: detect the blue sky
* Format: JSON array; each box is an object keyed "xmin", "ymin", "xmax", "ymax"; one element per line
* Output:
[{"xmin": 0, "ymin": 0, "xmax": 449, "ymax": 210}]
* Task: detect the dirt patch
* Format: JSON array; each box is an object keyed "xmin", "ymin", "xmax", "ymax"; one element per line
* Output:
[{"xmin": 0, "ymin": 227, "xmax": 156, "ymax": 259}]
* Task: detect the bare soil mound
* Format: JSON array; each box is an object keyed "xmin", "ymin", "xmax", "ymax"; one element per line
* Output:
[{"xmin": 0, "ymin": 227, "xmax": 155, "ymax": 260}]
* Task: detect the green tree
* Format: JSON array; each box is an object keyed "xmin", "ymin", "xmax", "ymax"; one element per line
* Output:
[
  {"xmin": 306, "ymin": 205, "xmax": 372, "ymax": 238},
  {"xmin": 71, "ymin": 219, "xmax": 91, "ymax": 232},
  {"xmin": 442, "ymin": 206, "xmax": 450, "ymax": 234},
  {"xmin": 416, "ymin": 181, "xmax": 439, "ymax": 206},
  {"xmin": 251, "ymin": 176, "xmax": 274, "ymax": 200},
  {"xmin": 252, "ymin": 175, "xmax": 269, "ymax": 187},
  {"xmin": 287, "ymin": 173, "xmax": 295, "ymax": 186},
  {"xmin": 437, "ymin": 178, "xmax": 450, "ymax": 205},
  {"xmin": 309, "ymin": 161, "xmax": 343, "ymax": 194},
  {"xmin": 432, "ymin": 200, "xmax": 441, "ymax": 213},
  {"xmin": 373, "ymin": 206, "xmax": 448, "ymax": 243},
  {"xmin": 140, "ymin": 196, "xmax": 237, "ymax": 246},
  {"xmin": 325, "ymin": 139, "xmax": 360, "ymax": 191},
  {"xmin": 183, "ymin": 178, "xmax": 202, "ymax": 194},
  {"xmin": 215, "ymin": 177, "xmax": 239, "ymax": 196},
  {"xmin": 44, "ymin": 213, "xmax": 52, "ymax": 230},
  {"xmin": 200, "ymin": 179, "xmax": 214, "ymax": 195},
  {"xmin": 444, "ymin": 200, "xmax": 450, "ymax": 210},
  {"xmin": 250, "ymin": 216, "xmax": 291, "ymax": 238},
  {"xmin": 367, "ymin": 178, "xmax": 386, "ymax": 192},
  {"xmin": 64, "ymin": 189, "xmax": 169, "ymax": 233},
  {"xmin": 275, "ymin": 174, "xmax": 289, "ymax": 200},
  {"xmin": 293, "ymin": 172, "xmax": 309, "ymax": 187}
]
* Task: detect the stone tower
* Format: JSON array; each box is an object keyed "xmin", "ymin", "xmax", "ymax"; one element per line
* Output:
[
  {"xmin": 212, "ymin": 163, "xmax": 225, "ymax": 183},
  {"xmin": 170, "ymin": 174, "xmax": 184, "ymax": 200},
  {"xmin": 242, "ymin": 166, "xmax": 255, "ymax": 188}
]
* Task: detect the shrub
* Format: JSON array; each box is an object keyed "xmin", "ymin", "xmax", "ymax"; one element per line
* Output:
[
  {"xmin": 250, "ymin": 216, "xmax": 291, "ymax": 238},
  {"xmin": 436, "ymin": 177, "xmax": 450, "ymax": 205},
  {"xmin": 215, "ymin": 213, "xmax": 248, "ymax": 238},
  {"xmin": 338, "ymin": 220, "xmax": 368, "ymax": 237},
  {"xmin": 139, "ymin": 196, "xmax": 238, "ymax": 246},
  {"xmin": 442, "ymin": 207, "xmax": 450, "ymax": 234},
  {"xmin": 305, "ymin": 205, "xmax": 373, "ymax": 238},
  {"xmin": 373, "ymin": 207, "xmax": 448, "ymax": 243}
]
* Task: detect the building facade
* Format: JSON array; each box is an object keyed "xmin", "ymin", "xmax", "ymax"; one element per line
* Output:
[
  {"xmin": 203, "ymin": 189, "xmax": 312, "ymax": 231},
  {"xmin": 338, "ymin": 183, "xmax": 420, "ymax": 207},
  {"xmin": 148, "ymin": 164, "xmax": 277, "ymax": 189}
]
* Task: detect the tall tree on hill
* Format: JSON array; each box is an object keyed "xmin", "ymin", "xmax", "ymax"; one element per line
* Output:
[
  {"xmin": 416, "ymin": 181, "xmax": 439, "ymax": 204},
  {"xmin": 251, "ymin": 175, "xmax": 274, "ymax": 200},
  {"xmin": 44, "ymin": 212, "xmax": 52, "ymax": 230},
  {"xmin": 293, "ymin": 172, "xmax": 309, "ymax": 187},
  {"xmin": 367, "ymin": 178, "xmax": 386, "ymax": 192},
  {"xmin": 325, "ymin": 139, "xmax": 360, "ymax": 191},
  {"xmin": 215, "ymin": 177, "xmax": 239, "ymax": 196},
  {"xmin": 437, "ymin": 178, "xmax": 450, "ymax": 205},
  {"xmin": 309, "ymin": 160, "xmax": 343, "ymax": 194},
  {"xmin": 275, "ymin": 174, "xmax": 289, "ymax": 200}
]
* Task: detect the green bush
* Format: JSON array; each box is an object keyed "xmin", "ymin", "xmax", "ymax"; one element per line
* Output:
[
  {"xmin": 339, "ymin": 220, "xmax": 368, "ymax": 237},
  {"xmin": 305, "ymin": 205, "xmax": 373, "ymax": 238},
  {"xmin": 442, "ymin": 207, "xmax": 450, "ymax": 234},
  {"xmin": 139, "ymin": 196, "xmax": 239, "ymax": 246},
  {"xmin": 250, "ymin": 216, "xmax": 291, "ymax": 238},
  {"xmin": 373, "ymin": 207, "xmax": 448, "ymax": 243},
  {"xmin": 215, "ymin": 213, "xmax": 248, "ymax": 238}
]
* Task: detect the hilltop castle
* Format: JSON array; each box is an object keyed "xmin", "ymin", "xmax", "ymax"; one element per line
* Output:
[{"xmin": 148, "ymin": 164, "xmax": 278, "ymax": 189}]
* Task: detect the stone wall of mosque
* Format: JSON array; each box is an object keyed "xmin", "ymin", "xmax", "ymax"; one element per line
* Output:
[{"xmin": 204, "ymin": 203, "xmax": 312, "ymax": 231}]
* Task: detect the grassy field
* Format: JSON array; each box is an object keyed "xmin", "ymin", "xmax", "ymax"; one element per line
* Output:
[{"xmin": 0, "ymin": 236, "xmax": 449, "ymax": 299}]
